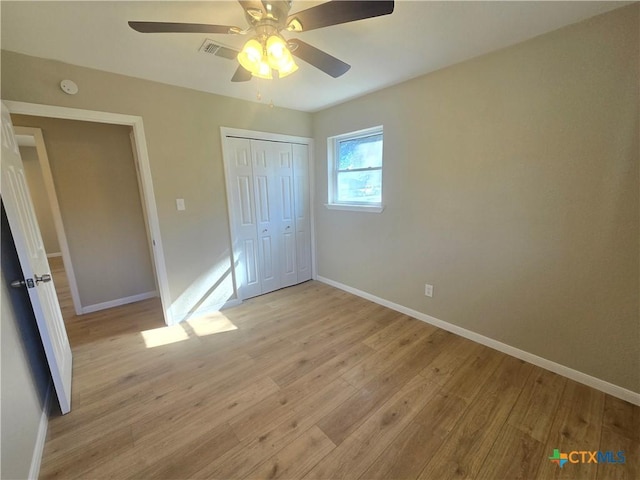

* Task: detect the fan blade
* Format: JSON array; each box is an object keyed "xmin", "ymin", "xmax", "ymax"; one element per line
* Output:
[
  {"xmin": 231, "ymin": 65, "xmax": 253, "ymax": 82},
  {"xmin": 128, "ymin": 21, "xmax": 239, "ymax": 34},
  {"xmin": 237, "ymin": 0, "xmax": 266, "ymax": 16},
  {"xmin": 286, "ymin": 1, "xmax": 394, "ymax": 32},
  {"xmin": 289, "ymin": 39, "xmax": 350, "ymax": 78}
]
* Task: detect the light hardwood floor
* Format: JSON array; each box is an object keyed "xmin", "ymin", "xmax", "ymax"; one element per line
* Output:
[{"xmin": 41, "ymin": 258, "xmax": 638, "ymax": 479}]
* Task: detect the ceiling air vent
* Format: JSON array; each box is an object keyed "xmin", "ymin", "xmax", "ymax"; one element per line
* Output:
[{"xmin": 199, "ymin": 39, "xmax": 237, "ymax": 60}]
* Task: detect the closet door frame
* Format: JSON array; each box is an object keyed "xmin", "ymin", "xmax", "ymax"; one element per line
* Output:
[{"xmin": 221, "ymin": 127, "xmax": 315, "ymax": 302}]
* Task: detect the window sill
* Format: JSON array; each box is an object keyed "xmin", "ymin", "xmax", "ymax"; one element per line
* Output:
[{"xmin": 325, "ymin": 203, "xmax": 385, "ymax": 213}]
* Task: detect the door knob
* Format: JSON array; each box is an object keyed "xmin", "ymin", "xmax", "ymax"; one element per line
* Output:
[
  {"xmin": 286, "ymin": 226, "xmax": 291, "ymax": 230},
  {"xmin": 262, "ymin": 229, "xmax": 268, "ymax": 233},
  {"xmin": 34, "ymin": 274, "xmax": 52, "ymax": 285},
  {"xmin": 11, "ymin": 278, "xmax": 35, "ymax": 288}
]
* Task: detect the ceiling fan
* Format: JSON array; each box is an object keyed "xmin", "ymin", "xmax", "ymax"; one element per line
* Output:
[{"xmin": 129, "ymin": 0, "xmax": 394, "ymax": 82}]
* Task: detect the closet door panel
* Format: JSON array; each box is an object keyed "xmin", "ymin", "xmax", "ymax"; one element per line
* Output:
[
  {"xmin": 224, "ymin": 134, "xmax": 312, "ymax": 301},
  {"xmin": 251, "ymin": 140, "xmax": 281, "ymax": 294},
  {"xmin": 243, "ymin": 238, "xmax": 259, "ymax": 287},
  {"xmin": 225, "ymin": 137, "xmax": 261, "ymax": 299},
  {"xmin": 272, "ymin": 144, "xmax": 297, "ymax": 288},
  {"xmin": 293, "ymin": 144, "xmax": 312, "ymax": 282}
]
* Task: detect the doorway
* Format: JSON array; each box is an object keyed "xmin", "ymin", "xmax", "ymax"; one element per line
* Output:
[
  {"xmin": 5, "ymin": 101, "xmax": 172, "ymax": 325},
  {"xmin": 13, "ymin": 119, "xmax": 158, "ymax": 320}
]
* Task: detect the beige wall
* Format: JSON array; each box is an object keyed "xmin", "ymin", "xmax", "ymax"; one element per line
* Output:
[
  {"xmin": 312, "ymin": 5, "xmax": 639, "ymax": 393},
  {"xmin": 13, "ymin": 116, "xmax": 156, "ymax": 307},
  {"xmin": 1, "ymin": 50, "xmax": 312, "ymax": 320},
  {"xmin": 20, "ymin": 145, "xmax": 61, "ymax": 255}
]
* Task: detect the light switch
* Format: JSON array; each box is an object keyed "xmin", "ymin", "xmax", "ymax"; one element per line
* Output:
[{"xmin": 176, "ymin": 198, "xmax": 186, "ymax": 211}]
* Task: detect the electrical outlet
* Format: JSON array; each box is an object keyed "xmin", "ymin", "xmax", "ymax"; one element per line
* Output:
[{"xmin": 424, "ymin": 284, "xmax": 433, "ymax": 297}]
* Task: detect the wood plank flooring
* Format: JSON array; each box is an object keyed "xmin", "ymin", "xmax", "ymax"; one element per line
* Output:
[{"xmin": 40, "ymin": 259, "xmax": 639, "ymax": 479}]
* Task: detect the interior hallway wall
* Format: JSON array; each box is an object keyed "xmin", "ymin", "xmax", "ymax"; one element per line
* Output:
[{"xmin": 13, "ymin": 115, "xmax": 155, "ymax": 308}]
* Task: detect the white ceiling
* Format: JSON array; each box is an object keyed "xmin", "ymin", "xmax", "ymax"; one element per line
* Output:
[{"xmin": 1, "ymin": 1, "xmax": 631, "ymax": 112}]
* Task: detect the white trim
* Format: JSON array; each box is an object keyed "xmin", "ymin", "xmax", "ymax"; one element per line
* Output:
[
  {"xmin": 317, "ymin": 275, "xmax": 640, "ymax": 406},
  {"xmin": 14, "ymin": 126, "xmax": 84, "ymax": 316},
  {"xmin": 5, "ymin": 101, "xmax": 174, "ymax": 325},
  {"xmin": 16, "ymin": 133, "xmax": 37, "ymax": 147},
  {"xmin": 219, "ymin": 126, "xmax": 315, "ymax": 301},
  {"xmin": 82, "ymin": 291, "xmax": 158, "ymax": 314},
  {"xmin": 129, "ymin": 130, "xmax": 159, "ymax": 292},
  {"xmin": 46, "ymin": 252, "xmax": 62, "ymax": 258},
  {"xmin": 308, "ymin": 143, "xmax": 318, "ymax": 281},
  {"xmin": 6, "ymin": 101, "xmax": 142, "ymax": 126},
  {"xmin": 28, "ymin": 386, "xmax": 51, "ymax": 480},
  {"xmin": 220, "ymin": 127, "xmax": 312, "ymax": 146},
  {"xmin": 325, "ymin": 203, "xmax": 385, "ymax": 213},
  {"xmin": 129, "ymin": 120, "xmax": 172, "ymax": 325}
]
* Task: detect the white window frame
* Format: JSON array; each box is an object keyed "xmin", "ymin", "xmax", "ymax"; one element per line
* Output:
[{"xmin": 326, "ymin": 125, "xmax": 385, "ymax": 213}]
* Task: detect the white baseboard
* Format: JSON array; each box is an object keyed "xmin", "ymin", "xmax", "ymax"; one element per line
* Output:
[
  {"xmin": 28, "ymin": 386, "xmax": 51, "ymax": 480},
  {"xmin": 317, "ymin": 276, "xmax": 640, "ymax": 406},
  {"xmin": 46, "ymin": 252, "xmax": 62, "ymax": 258},
  {"xmin": 81, "ymin": 291, "xmax": 158, "ymax": 314}
]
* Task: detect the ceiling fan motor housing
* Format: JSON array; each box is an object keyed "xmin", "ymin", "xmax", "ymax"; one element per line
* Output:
[{"xmin": 244, "ymin": 1, "xmax": 292, "ymax": 30}]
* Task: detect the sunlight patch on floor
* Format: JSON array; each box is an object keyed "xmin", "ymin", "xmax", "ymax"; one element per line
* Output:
[
  {"xmin": 141, "ymin": 312, "xmax": 238, "ymax": 348},
  {"xmin": 188, "ymin": 312, "xmax": 238, "ymax": 337}
]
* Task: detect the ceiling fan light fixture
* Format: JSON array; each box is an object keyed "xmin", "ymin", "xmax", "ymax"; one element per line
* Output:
[
  {"xmin": 252, "ymin": 59, "xmax": 273, "ymax": 79},
  {"xmin": 266, "ymin": 35, "xmax": 298, "ymax": 75},
  {"xmin": 237, "ymin": 38, "xmax": 264, "ymax": 74},
  {"xmin": 238, "ymin": 34, "xmax": 298, "ymax": 80},
  {"xmin": 266, "ymin": 35, "xmax": 287, "ymax": 62},
  {"xmin": 277, "ymin": 58, "xmax": 298, "ymax": 78}
]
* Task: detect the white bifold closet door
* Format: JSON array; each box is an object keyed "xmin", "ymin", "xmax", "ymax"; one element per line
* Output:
[{"xmin": 225, "ymin": 136, "xmax": 311, "ymax": 300}]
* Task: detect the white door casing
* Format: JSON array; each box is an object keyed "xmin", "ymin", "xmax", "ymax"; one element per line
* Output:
[
  {"xmin": 1, "ymin": 102, "xmax": 73, "ymax": 414},
  {"xmin": 130, "ymin": 130, "xmax": 159, "ymax": 292}
]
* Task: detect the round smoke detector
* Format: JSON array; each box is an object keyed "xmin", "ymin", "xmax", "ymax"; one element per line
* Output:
[{"xmin": 60, "ymin": 79, "xmax": 79, "ymax": 95}]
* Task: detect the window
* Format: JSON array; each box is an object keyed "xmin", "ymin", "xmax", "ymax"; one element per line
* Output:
[{"xmin": 327, "ymin": 126, "xmax": 384, "ymax": 212}]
